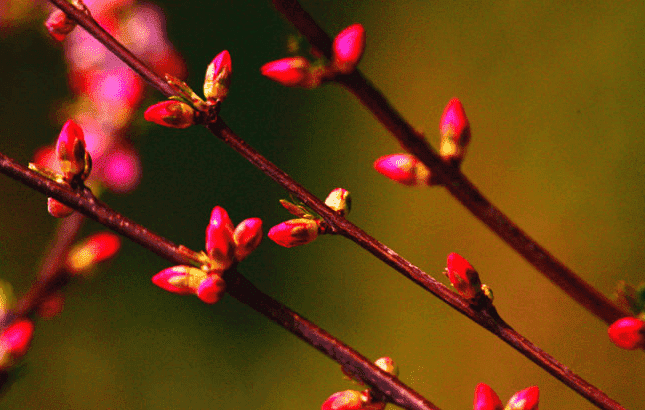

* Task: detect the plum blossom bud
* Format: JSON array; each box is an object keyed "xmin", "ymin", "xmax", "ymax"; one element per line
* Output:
[
  {"xmin": 474, "ymin": 383, "xmax": 503, "ymax": 410},
  {"xmin": 445, "ymin": 253, "xmax": 482, "ymax": 300},
  {"xmin": 608, "ymin": 317, "xmax": 645, "ymax": 350},
  {"xmin": 0, "ymin": 319, "xmax": 34, "ymax": 359},
  {"xmin": 48, "ymin": 197, "xmax": 74, "ymax": 218},
  {"xmin": 45, "ymin": 9, "xmax": 76, "ymax": 42},
  {"xmin": 505, "ymin": 386, "xmax": 539, "ymax": 410},
  {"xmin": 144, "ymin": 100, "xmax": 195, "ymax": 129},
  {"xmin": 196, "ymin": 274, "xmax": 226, "ymax": 304},
  {"xmin": 321, "ymin": 390, "xmax": 363, "ymax": 410},
  {"xmin": 325, "ymin": 188, "xmax": 351, "ymax": 216},
  {"xmin": 203, "ymin": 50, "xmax": 232, "ymax": 102},
  {"xmin": 268, "ymin": 218, "xmax": 320, "ymax": 248},
  {"xmin": 67, "ymin": 232, "xmax": 121, "ymax": 274},
  {"xmin": 152, "ymin": 265, "xmax": 207, "ymax": 295},
  {"xmin": 332, "ymin": 24, "xmax": 366, "ymax": 74},
  {"xmin": 261, "ymin": 57, "xmax": 316, "ymax": 88},
  {"xmin": 233, "ymin": 218, "xmax": 263, "ymax": 262},
  {"xmin": 56, "ymin": 119, "xmax": 88, "ymax": 179},
  {"xmin": 205, "ymin": 206, "xmax": 235, "ymax": 270},
  {"xmin": 374, "ymin": 356, "xmax": 398, "ymax": 377},
  {"xmin": 439, "ymin": 98, "xmax": 471, "ymax": 166},
  {"xmin": 373, "ymin": 154, "xmax": 430, "ymax": 186}
]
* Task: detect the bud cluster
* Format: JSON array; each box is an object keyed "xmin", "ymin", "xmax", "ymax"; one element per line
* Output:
[{"xmin": 152, "ymin": 206, "xmax": 262, "ymax": 304}]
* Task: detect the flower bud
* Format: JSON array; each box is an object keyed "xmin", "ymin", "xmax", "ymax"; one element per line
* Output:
[
  {"xmin": 504, "ymin": 386, "xmax": 539, "ymax": 410},
  {"xmin": 445, "ymin": 252, "xmax": 482, "ymax": 300},
  {"xmin": 373, "ymin": 154, "xmax": 430, "ymax": 186},
  {"xmin": 56, "ymin": 119, "xmax": 88, "ymax": 179},
  {"xmin": 67, "ymin": 232, "xmax": 121, "ymax": 274},
  {"xmin": 474, "ymin": 383, "xmax": 503, "ymax": 410},
  {"xmin": 374, "ymin": 357, "xmax": 398, "ymax": 377},
  {"xmin": 332, "ymin": 24, "xmax": 366, "ymax": 74},
  {"xmin": 325, "ymin": 188, "xmax": 351, "ymax": 216},
  {"xmin": 268, "ymin": 219, "xmax": 320, "ymax": 248},
  {"xmin": 38, "ymin": 293, "xmax": 65, "ymax": 319},
  {"xmin": 205, "ymin": 206, "xmax": 235, "ymax": 270},
  {"xmin": 45, "ymin": 9, "xmax": 76, "ymax": 42},
  {"xmin": 152, "ymin": 265, "xmax": 207, "ymax": 295},
  {"xmin": 0, "ymin": 319, "xmax": 34, "ymax": 358},
  {"xmin": 47, "ymin": 197, "xmax": 74, "ymax": 218},
  {"xmin": 261, "ymin": 57, "xmax": 316, "ymax": 88},
  {"xmin": 439, "ymin": 98, "xmax": 471, "ymax": 166},
  {"xmin": 233, "ymin": 218, "xmax": 263, "ymax": 262},
  {"xmin": 203, "ymin": 50, "xmax": 232, "ymax": 102},
  {"xmin": 144, "ymin": 100, "xmax": 195, "ymax": 129},
  {"xmin": 321, "ymin": 390, "xmax": 363, "ymax": 410},
  {"xmin": 196, "ymin": 274, "xmax": 226, "ymax": 304},
  {"xmin": 608, "ymin": 317, "xmax": 645, "ymax": 350}
]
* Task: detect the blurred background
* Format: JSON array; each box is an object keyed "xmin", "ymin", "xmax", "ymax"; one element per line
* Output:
[{"xmin": 1, "ymin": 0, "xmax": 644, "ymax": 409}]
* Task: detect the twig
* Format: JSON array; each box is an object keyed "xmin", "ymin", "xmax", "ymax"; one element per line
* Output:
[{"xmin": 270, "ymin": 0, "xmax": 628, "ymax": 326}]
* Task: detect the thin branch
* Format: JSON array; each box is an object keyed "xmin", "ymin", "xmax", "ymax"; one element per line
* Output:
[
  {"xmin": 39, "ymin": 2, "xmax": 627, "ymax": 409},
  {"xmin": 270, "ymin": 0, "xmax": 628, "ymax": 326},
  {"xmin": 0, "ymin": 153, "xmax": 439, "ymax": 410}
]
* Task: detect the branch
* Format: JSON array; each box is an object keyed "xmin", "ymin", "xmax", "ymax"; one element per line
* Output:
[
  {"xmin": 270, "ymin": 0, "xmax": 628, "ymax": 326},
  {"xmin": 0, "ymin": 152, "xmax": 439, "ymax": 410},
  {"xmin": 38, "ymin": 3, "xmax": 626, "ymax": 409}
]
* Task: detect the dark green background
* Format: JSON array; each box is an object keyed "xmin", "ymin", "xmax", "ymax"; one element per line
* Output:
[{"xmin": 1, "ymin": 0, "xmax": 644, "ymax": 409}]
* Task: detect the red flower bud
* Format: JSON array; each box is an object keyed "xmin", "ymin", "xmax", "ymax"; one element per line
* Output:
[
  {"xmin": 261, "ymin": 57, "xmax": 315, "ymax": 88},
  {"xmin": 233, "ymin": 217, "xmax": 263, "ymax": 262},
  {"xmin": 373, "ymin": 154, "xmax": 430, "ymax": 186},
  {"xmin": 144, "ymin": 100, "xmax": 195, "ymax": 129},
  {"xmin": 45, "ymin": 9, "xmax": 76, "ymax": 42},
  {"xmin": 321, "ymin": 390, "xmax": 363, "ymax": 410},
  {"xmin": 446, "ymin": 253, "xmax": 482, "ymax": 300},
  {"xmin": 0, "ymin": 319, "xmax": 34, "ymax": 358},
  {"xmin": 204, "ymin": 50, "xmax": 232, "ymax": 102},
  {"xmin": 196, "ymin": 274, "xmax": 226, "ymax": 304},
  {"xmin": 332, "ymin": 24, "xmax": 366, "ymax": 74},
  {"xmin": 268, "ymin": 219, "xmax": 320, "ymax": 248},
  {"xmin": 608, "ymin": 317, "xmax": 645, "ymax": 350},
  {"xmin": 56, "ymin": 119, "xmax": 88, "ymax": 179},
  {"xmin": 67, "ymin": 232, "xmax": 121, "ymax": 273},
  {"xmin": 505, "ymin": 386, "xmax": 539, "ymax": 410},
  {"xmin": 439, "ymin": 98, "xmax": 471, "ymax": 165},
  {"xmin": 474, "ymin": 383, "xmax": 503, "ymax": 410},
  {"xmin": 152, "ymin": 265, "xmax": 206, "ymax": 295},
  {"xmin": 47, "ymin": 197, "xmax": 74, "ymax": 218},
  {"xmin": 205, "ymin": 206, "xmax": 235, "ymax": 269}
]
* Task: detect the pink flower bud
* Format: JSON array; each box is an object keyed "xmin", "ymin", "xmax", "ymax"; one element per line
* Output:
[
  {"xmin": 47, "ymin": 197, "xmax": 74, "ymax": 218},
  {"xmin": 0, "ymin": 319, "xmax": 34, "ymax": 358},
  {"xmin": 374, "ymin": 356, "xmax": 398, "ymax": 376},
  {"xmin": 203, "ymin": 50, "xmax": 232, "ymax": 102},
  {"xmin": 439, "ymin": 98, "xmax": 471, "ymax": 165},
  {"xmin": 505, "ymin": 386, "xmax": 539, "ymax": 410},
  {"xmin": 205, "ymin": 206, "xmax": 235, "ymax": 270},
  {"xmin": 261, "ymin": 57, "xmax": 315, "ymax": 88},
  {"xmin": 332, "ymin": 24, "xmax": 366, "ymax": 74},
  {"xmin": 144, "ymin": 100, "xmax": 195, "ymax": 129},
  {"xmin": 446, "ymin": 253, "xmax": 482, "ymax": 300},
  {"xmin": 101, "ymin": 145, "xmax": 141, "ymax": 194},
  {"xmin": 321, "ymin": 390, "xmax": 363, "ymax": 410},
  {"xmin": 56, "ymin": 119, "xmax": 88, "ymax": 178},
  {"xmin": 608, "ymin": 317, "xmax": 645, "ymax": 350},
  {"xmin": 67, "ymin": 232, "xmax": 121, "ymax": 273},
  {"xmin": 152, "ymin": 265, "xmax": 206, "ymax": 295},
  {"xmin": 373, "ymin": 154, "xmax": 430, "ymax": 186},
  {"xmin": 196, "ymin": 274, "xmax": 226, "ymax": 304},
  {"xmin": 38, "ymin": 293, "xmax": 65, "ymax": 319},
  {"xmin": 324, "ymin": 188, "xmax": 351, "ymax": 216},
  {"xmin": 45, "ymin": 9, "xmax": 76, "ymax": 42},
  {"xmin": 268, "ymin": 219, "xmax": 320, "ymax": 248},
  {"xmin": 474, "ymin": 383, "xmax": 503, "ymax": 410},
  {"xmin": 233, "ymin": 218, "xmax": 263, "ymax": 262}
]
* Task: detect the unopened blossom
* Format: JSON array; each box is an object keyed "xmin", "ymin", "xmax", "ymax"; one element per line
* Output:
[
  {"xmin": 144, "ymin": 100, "xmax": 195, "ymax": 128},
  {"xmin": 439, "ymin": 98, "xmax": 471, "ymax": 165},
  {"xmin": 233, "ymin": 218, "xmax": 263, "ymax": 262},
  {"xmin": 261, "ymin": 57, "xmax": 316, "ymax": 88},
  {"xmin": 373, "ymin": 154, "xmax": 430, "ymax": 186},
  {"xmin": 205, "ymin": 206, "xmax": 236, "ymax": 270},
  {"xmin": 56, "ymin": 119, "xmax": 89, "ymax": 180},
  {"xmin": 47, "ymin": 197, "xmax": 75, "ymax": 218},
  {"xmin": 45, "ymin": 9, "xmax": 77, "ymax": 42},
  {"xmin": 67, "ymin": 232, "xmax": 121, "ymax": 273},
  {"xmin": 204, "ymin": 50, "xmax": 232, "ymax": 102},
  {"xmin": 268, "ymin": 218, "xmax": 320, "ymax": 248},
  {"xmin": 608, "ymin": 317, "xmax": 645, "ymax": 350},
  {"xmin": 325, "ymin": 188, "xmax": 351, "ymax": 216},
  {"xmin": 0, "ymin": 319, "xmax": 34, "ymax": 359},
  {"xmin": 100, "ymin": 145, "xmax": 141, "ymax": 193},
  {"xmin": 505, "ymin": 386, "xmax": 539, "ymax": 410},
  {"xmin": 196, "ymin": 274, "xmax": 226, "ymax": 304},
  {"xmin": 332, "ymin": 24, "xmax": 366, "ymax": 74},
  {"xmin": 321, "ymin": 390, "xmax": 363, "ymax": 410},
  {"xmin": 474, "ymin": 383, "xmax": 503, "ymax": 410},
  {"xmin": 374, "ymin": 356, "xmax": 398, "ymax": 376},
  {"xmin": 152, "ymin": 265, "xmax": 207, "ymax": 295},
  {"xmin": 445, "ymin": 252, "xmax": 482, "ymax": 300}
]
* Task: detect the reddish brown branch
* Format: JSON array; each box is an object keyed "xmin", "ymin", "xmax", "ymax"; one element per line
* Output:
[{"xmin": 270, "ymin": 0, "xmax": 628, "ymax": 326}]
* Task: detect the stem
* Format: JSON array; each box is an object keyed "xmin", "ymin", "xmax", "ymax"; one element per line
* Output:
[
  {"xmin": 270, "ymin": 0, "xmax": 628, "ymax": 326},
  {"xmin": 0, "ymin": 153, "xmax": 438, "ymax": 410},
  {"xmin": 40, "ymin": 2, "xmax": 627, "ymax": 408}
]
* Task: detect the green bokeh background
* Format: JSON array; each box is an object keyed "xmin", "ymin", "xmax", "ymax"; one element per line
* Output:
[{"xmin": 1, "ymin": 0, "xmax": 645, "ymax": 409}]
